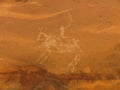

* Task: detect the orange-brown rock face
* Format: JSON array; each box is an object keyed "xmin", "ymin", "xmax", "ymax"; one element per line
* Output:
[{"xmin": 0, "ymin": 0, "xmax": 120, "ymax": 90}]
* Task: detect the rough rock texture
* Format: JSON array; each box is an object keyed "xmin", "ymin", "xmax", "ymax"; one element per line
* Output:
[{"xmin": 0, "ymin": 0, "xmax": 120, "ymax": 90}]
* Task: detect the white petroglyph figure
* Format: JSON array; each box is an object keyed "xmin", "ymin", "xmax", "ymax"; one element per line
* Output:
[
  {"xmin": 36, "ymin": 12, "xmax": 81, "ymax": 73},
  {"xmin": 37, "ymin": 28, "xmax": 82, "ymax": 73}
]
